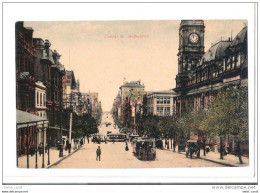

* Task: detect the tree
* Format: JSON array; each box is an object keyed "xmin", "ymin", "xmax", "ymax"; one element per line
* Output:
[
  {"xmin": 201, "ymin": 87, "xmax": 248, "ymax": 162},
  {"xmin": 72, "ymin": 113, "xmax": 99, "ymax": 139}
]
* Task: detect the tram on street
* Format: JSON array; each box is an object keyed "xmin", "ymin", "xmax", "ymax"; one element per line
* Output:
[
  {"xmin": 92, "ymin": 133, "xmax": 104, "ymax": 143},
  {"xmin": 107, "ymin": 133, "xmax": 127, "ymax": 142},
  {"xmin": 132, "ymin": 138, "xmax": 156, "ymax": 160}
]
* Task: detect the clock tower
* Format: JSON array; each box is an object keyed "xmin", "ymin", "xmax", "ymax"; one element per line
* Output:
[{"xmin": 175, "ymin": 20, "xmax": 205, "ymax": 91}]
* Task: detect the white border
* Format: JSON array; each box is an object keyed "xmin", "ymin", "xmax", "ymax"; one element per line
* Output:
[{"xmin": 2, "ymin": 2, "xmax": 257, "ymax": 185}]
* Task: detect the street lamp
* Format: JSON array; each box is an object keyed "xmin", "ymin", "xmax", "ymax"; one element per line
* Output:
[{"xmin": 59, "ymin": 105, "xmax": 63, "ymax": 157}]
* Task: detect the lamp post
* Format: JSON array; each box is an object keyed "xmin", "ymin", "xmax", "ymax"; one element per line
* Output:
[
  {"xmin": 35, "ymin": 127, "xmax": 38, "ymax": 168},
  {"xmin": 41, "ymin": 124, "xmax": 45, "ymax": 168},
  {"xmin": 68, "ymin": 92, "xmax": 74, "ymax": 154},
  {"xmin": 59, "ymin": 107, "xmax": 63, "ymax": 157},
  {"xmin": 47, "ymin": 123, "xmax": 50, "ymax": 165},
  {"xmin": 26, "ymin": 124, "xmax": 29, "ymax": 168}
]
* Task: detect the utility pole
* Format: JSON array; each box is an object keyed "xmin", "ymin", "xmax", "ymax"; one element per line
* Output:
[
  {"xmin": 69, "ymin": 112, "xmax": 72, "ymax": 153},
  {"xmin": 68, "ymin": 92, "xmax": 73, "ymax": 153}
]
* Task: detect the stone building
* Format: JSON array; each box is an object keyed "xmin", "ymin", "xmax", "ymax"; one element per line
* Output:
[
  {"xmin": 118, "ymin": 80, "xmax": 145, "ymax": 126},
  {"xmin": 63, "ymin": 70, "xmax": 77, "ymax": 110},
  {"xmin": 81, "ymin": 92, "xmax": 92, "ymax": 114},
  {"xmin": 124, "ymin": 89, "xmax": 146, "ymax": 132},
  {"xmin": 34, "ymin": 38, "xmax": 65, "ymax": 126},
  {"xmin": 35, "ymin": 81, "xmax": 47, "ymax": 118},
  {"xmin": 145, "ymin": 90, "xmax": 177, "ymax": 116},
  {"xmin": 16, "ymin": 21, "xmax": 36, "ymax": 114},
  {"xmin": 112, "ymin": 91, "xmax": 122, "ymax": 125},
  {"xmin": 173, "ymin": 20, "xmax": 248, "ymax": 114}
]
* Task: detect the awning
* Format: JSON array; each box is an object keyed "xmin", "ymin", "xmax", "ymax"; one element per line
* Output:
[
  {"xmin": 16, "ymin": 110, "xmax": 49, "ymax": 129},
  {"xmin": 49, "ymin": 126, "xmax": 68, "ymax": 132}
]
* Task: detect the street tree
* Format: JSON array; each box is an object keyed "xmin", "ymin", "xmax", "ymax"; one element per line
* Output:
[{"xmin": 201, "ymin": 87, "xmax": 248, "ymax": 162}]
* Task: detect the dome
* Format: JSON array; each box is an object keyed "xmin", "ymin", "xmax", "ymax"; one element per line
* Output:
[
  {"xmin": 230, "ymin": 26, "xmax": 247, "ymax": 47},
  {"xmin": 200, "ymin": 41, "xmax": 231, "ymax": 64}
]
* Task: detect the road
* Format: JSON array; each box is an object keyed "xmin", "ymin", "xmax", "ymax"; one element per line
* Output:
[{"xmin": 51, "ymin": 113, "xmax": 223, "ymax": 168}]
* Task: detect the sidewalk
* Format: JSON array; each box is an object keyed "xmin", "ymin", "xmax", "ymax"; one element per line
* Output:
[
  {"xmin": 195, "ymin": 150, "xmax": 249, "ymax": 167},
  {"xmin": 161, "ymin": 139, "xmax": 248, "ymax": 167},
  {"xmin": 17, "ymin": 144, "xmax": 82, "ymax": 168}
]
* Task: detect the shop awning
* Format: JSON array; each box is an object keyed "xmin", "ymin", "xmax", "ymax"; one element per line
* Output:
[
  {"xmin": 49, "ymin": 126, "xmax": 68, "ymax": 132},
  {"xmin": 16, "ymin": 110, "xmax": 49, "ymax": 129}
]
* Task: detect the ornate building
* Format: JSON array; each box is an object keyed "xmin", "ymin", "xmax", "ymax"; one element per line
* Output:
[
  {"xmin": 34, "ymin": 38, "xmax": 65, "ymax": 126},
  {"xmin": 16, "ymin": 21, "xmax": 36, "ymax": 114},
  {"xmin": 174, "ymin": 20, "xmax": 248, "ymax": 114},
  {"xmin": 119, "ymin": 80, "xmax": 145, "ymax": 127}
]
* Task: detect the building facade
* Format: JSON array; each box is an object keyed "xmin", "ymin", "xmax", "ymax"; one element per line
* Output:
[
  {"xmin": 119, "ymin": 80, "xmax": 145, "ymax": 126},
  {"xmin": 145, "ymin": 90, "xmax": 176, "ymax": 116},
  {"xmin": 174, "ymin": 20, "xmax": 248, "ymax": 115},
  {"xmin": 16, "ymin": 21, "xmax": 36, "ymax": 114},
  {"xmin": 35, "ymin": 81, "xmax": 47, "ymax": 118}
]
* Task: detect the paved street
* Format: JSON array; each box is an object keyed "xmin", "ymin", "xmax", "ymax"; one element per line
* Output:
[{"xmin": 51, "ymin": 113, "xmax": 223, "ymax": 168}]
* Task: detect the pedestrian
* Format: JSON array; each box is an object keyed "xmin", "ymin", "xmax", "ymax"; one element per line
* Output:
[
  {"xmin": 73, "ymin": 139, "xmax": 77, "ymax": 150},
  {"xmin": 38, "ymin": 143, "xmax": 43, "ymax": 156},
  {"xmin": 96, "ymin": 146, "xmax": 101, "ymax": 161},
  {"xmin": 125, "ymin": 142, "xmax": 129, "ymax": 151},
  {"xmin": 45, "ymin": 144, "xmax": 48, "ymax": 153},
  {"xmin": 65, "ymin": 139, "xmax": 69, "ymax": 151},
  {"xmin": 206, "ymin": 145, "xmax": 210, "ymax": 153}
]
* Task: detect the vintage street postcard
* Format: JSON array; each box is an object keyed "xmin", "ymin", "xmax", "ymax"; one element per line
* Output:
[
  {"xmin": 16, "ymin": 20, "xmax": 249, "ymax": 169},
  {"xmin": 2, "ymin": 2, "xmax": 257, "ymax": 191}
]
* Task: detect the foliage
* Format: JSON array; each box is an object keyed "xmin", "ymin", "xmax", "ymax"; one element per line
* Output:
[
  {"xmin": 73, "ymin": 113, "xmax": 99, "ymax": 137},
  {"xmin": 201, "ymin": 87, "xmax": 248, "ymax": 142}
]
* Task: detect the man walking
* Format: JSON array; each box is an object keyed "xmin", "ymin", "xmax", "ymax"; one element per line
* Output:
[{"xmin": 96, "ymin": 146, "xmax": 101, "ymax": 161}]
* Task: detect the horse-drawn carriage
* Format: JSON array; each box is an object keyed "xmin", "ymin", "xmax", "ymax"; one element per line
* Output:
[{"xmin": 185, "ymin": 140, "xmax": 200, "ymax": 159}]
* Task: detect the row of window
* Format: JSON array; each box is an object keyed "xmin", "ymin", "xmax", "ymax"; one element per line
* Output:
[
  {"xmin": 186, "ymin": 53, "xmax": 245, "ymax": 86},
  {"xmin": 17, "ymin": 55, "xmax": 34, "ymax": 75},
  {"xmin": 157, "ymin": 97, "xmax": 171, "ymax": 104},
  {"xmin": 156, "ymin": 106, "xmax": 171, "ymax": 116}
]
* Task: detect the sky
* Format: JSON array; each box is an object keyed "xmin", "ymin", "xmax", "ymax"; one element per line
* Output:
[{"xmin": 24, "ymin": 20, "xmax": 246, "ymax": 111}]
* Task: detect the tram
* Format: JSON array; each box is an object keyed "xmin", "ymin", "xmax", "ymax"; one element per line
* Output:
[
  {"xmin": 132, "ymin": 138, "xmax": 156, "ymax": 160},
  {"xmin": 107, "ymin": 133, "xmax": 127, "ymax": 142}
]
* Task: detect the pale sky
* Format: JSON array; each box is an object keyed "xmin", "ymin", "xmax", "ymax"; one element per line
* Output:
[{"xmin": 25, "ymin": 20, "xmax": 246, "ymax": 111}]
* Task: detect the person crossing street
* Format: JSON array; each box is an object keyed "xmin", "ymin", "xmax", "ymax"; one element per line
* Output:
[{"xmin": 96, "ymin": 146, "xmax": 101, "ymax": 161}]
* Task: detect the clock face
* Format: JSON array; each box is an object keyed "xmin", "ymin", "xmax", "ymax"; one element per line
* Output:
[{"xmin": 189, "ymin": 33, "xmax": 199, "ymax": 43}]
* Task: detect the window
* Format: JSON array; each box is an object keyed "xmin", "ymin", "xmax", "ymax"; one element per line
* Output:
[
  {"xmin": 232, "ymin": 56, "xmax": 235, "ymax": 69},
  {"xmin": 227, "ymin": 58, "xmax": 231, "ymax": 70},
  {"xmin": 40, "ymin": 93, "xmax": 42, "ymax": 106},
  {"xmin": 157, "ymin": 97, "xmax": 160, "ymax": 104},
  {"xmin": 37, "ymin": 92, "xmax": 39, "ymax": 106},
  {"xmin": 164, "ymin": 107, "xmax": 170, "ymax": 116},
  {"xmin": 237, "ymin": 53, "xmax": 241, "ymax": 67},
  {"xmin": 166, "ymin": 97, "xmax": 170, "ymax": 104},
  {"xmin": 43, "ymin": 94, "xmax": 46, "ymax": 106},
  {"xmin": 156, "ymin": 107, "xmax": 163, "ymax": 116},
  {"xmin": 160, "ymin": 97, "xmax": 163, "ymax": 104}
]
